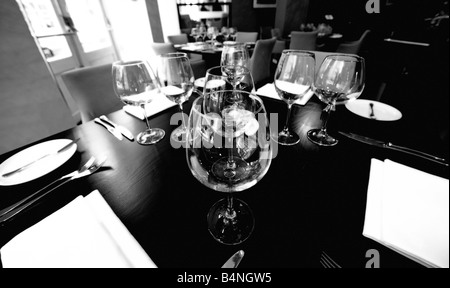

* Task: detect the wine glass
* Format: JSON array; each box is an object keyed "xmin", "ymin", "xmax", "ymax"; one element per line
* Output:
[
  {"xmin": 273, "ymin": 50, "xmax": 315, "ymax": 146},
  {"xmin": 186, "ymin": 90, "xmax": 272, "ymax": 245},
  {"xmin": 157, "ymin": 52, "xmax": 195, "ymax": 143},
  {"xmin": 112, "ymin": 60, "xmax": 165, "ymax": 145},
  {"xmin": 220, "ymin": 42, "xmax": 251, "ymax": 96},
  {"xmin": 307, "ymin": 54, "xmax": 365, "ymax": 146},
  {"xmin": 204, "ymin": 66, "xmax": 254, "ymax": 95}
]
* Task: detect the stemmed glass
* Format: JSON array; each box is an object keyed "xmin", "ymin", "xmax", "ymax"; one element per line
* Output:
[
  {"xmin": 273, "ymin": 50, "xmax": 315, "ymax": 146},
  {"xmin": 157, "ymin": 53, "xmax": 195, "ymax": 143},
  {"xmin": 220, "ymin": 42, "xmax": 251, "ymax": 102},
  {"xmin": 112, "ymin": 60, "xmax": 165, "ymax": 145},
  {"xmin": 187, "ymin": 90, "xmax": 272, "ymax": 245},
  {"xmin": 307, "ymin": 54, "xmax": 365, "ymax": 146}
]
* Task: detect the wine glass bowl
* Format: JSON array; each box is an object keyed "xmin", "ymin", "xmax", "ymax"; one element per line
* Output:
[
  {"xmin": 157, "ymin": 52, "xmax": 195, "ymax": 143},
  {"xmin": 220, "ymin": 42, "xmax": 250, "ymax": 72},
  {"xmin": 307, "ymin": 54, "xmax": 366, "ymax": 146},
  {"xmin": 187, "ymin": 90, "xmax": 272, "ymax": 245},
  {"xmin": 273, "ymin": 50, "xmax": 315, "ymax": 146},
  {"xmin": 112, "ymin": 60, "xmax": 165, "ymax": 145}
]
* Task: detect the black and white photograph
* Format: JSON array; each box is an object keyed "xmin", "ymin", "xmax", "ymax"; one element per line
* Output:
[{"xmin": 0, "ymin": 0, "xmax": 448, "ymax": 273}]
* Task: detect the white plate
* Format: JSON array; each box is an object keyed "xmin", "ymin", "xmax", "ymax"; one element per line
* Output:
[
  {"xmin": 345, "ymin": 99, "xmax": 402, "ymax": 121},
  {"xmin": 0, "ymin": 139, "xmax": 77, "ymax": 186},
  {"xmin": 194, "ymin": 77, "xmax": 205, "ymax": 88}
]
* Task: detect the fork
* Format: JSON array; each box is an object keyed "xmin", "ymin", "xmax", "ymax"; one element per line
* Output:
[
  {"xmin": 320, "ymin": 251, "xmax": 342, "ymax": 268},
  {"xmin": 0, "ymin": 157, "xmax": 106, "ymax": 224}
]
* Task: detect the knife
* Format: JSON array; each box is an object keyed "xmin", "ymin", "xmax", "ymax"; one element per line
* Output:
[
  {"xmin": 2, "ymin": 138, "xmax": 80, "ymax": 178},
  {"xmin": 99, "ymin": 115, "xmax": 134, "ymax": 141},
  {"xmin": 339, "ymin": 131, "xmax": 449, "ymax": 166},
  {"xmin": 95, "ymin": 118, "xmax": 124, "ymax": 141},
  {"xmin": 221, "ymin": 250, "xmax": 245, "ymax": 268}
]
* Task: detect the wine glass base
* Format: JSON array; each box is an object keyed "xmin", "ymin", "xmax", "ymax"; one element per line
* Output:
[
  {"xmin": 170, "ymin": 126, "xmax": 187, "ymax": 143},
  {"xmin": 137, "ymin": 128, "xmax": 165, "ymax": 145},
  {"xmin": 272, "ymin": 130, "xmax": 300, "ymax": 146},
  {"xmin": 307, "ymin": 129, "xmax": 338, "ymax": 146},
  {"xmin": 207, "ymin": 197, "xmax": 254, "ymax": 245}
]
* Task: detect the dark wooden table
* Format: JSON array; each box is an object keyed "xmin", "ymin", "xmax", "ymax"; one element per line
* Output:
[{"xmin": 0, "ymin": 91, "xmax": 448, "ymax": 268}]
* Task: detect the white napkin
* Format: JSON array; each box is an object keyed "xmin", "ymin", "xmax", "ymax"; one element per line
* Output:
[
  {"xmin": 123, "ymin": 93, "xmax": 177, "ymax": 120},
  {"xmin": 363, "ymin": 159, "xmax": 449, "ymax": 268},
  {"xmin": 255, "ymin": 83, "xmax": 314, "ymax": 106},
  {"xmin": 1, "ymin": 190, "xmax": 157, "ymax": 268}
]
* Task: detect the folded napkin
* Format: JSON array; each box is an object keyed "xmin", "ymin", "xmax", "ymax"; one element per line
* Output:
[
  {"xmin": 363, "ymin": 159, "xmax": 449, "ymax": 268},
  {"xmin": 1, "ymin": 190, "xmax": 157, "ymax": 268},
  {"xmin": 255, "ymin": 83, "xmax": 314, "ymax": 106},
  {"xmin": 123, "ymin": 93, "xmax": 177, "ymax": 120}
]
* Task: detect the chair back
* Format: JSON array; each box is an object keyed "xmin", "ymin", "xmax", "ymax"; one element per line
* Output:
[
  {"xmin": 235, "ymin": 32, "xmax": 259, "ymax": 43},
  {"xmin": 60, "ymin": 64, "xmax": 123, "ymax": 123},
  {"xmin": 289, "ymin": 31, "xmax": 318, "ymax": 50},
  {"xmin": 167, "ymin": 34, "xmax": 189, "ymax": 45},
  {"xmin": 271, "ymin": 28, "xmax": 282, "ymax": 40},
  {"xmin": 151, "ymin": 43, "xmax": 177, "ymax": 55},
  {"xmin": 250, "ymin": 37, "xmax": 276, "ymax": 87},
  {"xmin": 336, "ymin": 30, "xmax": 371, "ymax": 55}
]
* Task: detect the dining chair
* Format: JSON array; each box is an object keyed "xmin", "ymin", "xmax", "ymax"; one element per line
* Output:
[
  {"xmin": 60, "ymin": 64, "xmax": 123, "ymax": 123},
  {"xmin": 235, "ymin": 32, "xmax": 259, "ymax": 43},
  {"xmin": 167, "ymin": 33, "xmax": 189, "ymax": 45},
  {"xmin": 150, "ymin": 43, "xmax": 206, "ymax": 79},
  {"xmin": 289, "ymin": 31, "xmax": 319, "ymax": 50},
  {"xmin": 249, "ymin": 37, "xmax": 276, "ymax": 88},
  {"xmin": 336, "ymin": 30, "xmax": 371, "ymax": 55},
  {"xmin": 166, "ymin": 34, "xmax": 203, "ymax": 62}
]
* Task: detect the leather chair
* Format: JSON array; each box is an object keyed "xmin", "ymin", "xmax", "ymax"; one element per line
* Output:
[
  {"xmin": 235, "ymin": 32, "xmax": 259, "ymax": 43},
  {"xmin": 150, "ymin": 43, "xmax": 206, "ymax": 79},
  {"xmin": 249, "ymin": 37, "xmax": 276, "ymax": 88},
  {"xmin": 336, "ymin": 30, "xmax": 371, "ymax": 55},
  {"xmin": 289, "ymin": 31, "xmax": 318, "ymax": 50},
  {"xmin": 60, "ymin": 64, "xmax": 123, "ymax": 123}
]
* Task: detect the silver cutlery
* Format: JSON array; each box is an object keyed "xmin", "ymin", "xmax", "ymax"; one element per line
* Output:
[
  {"xmin": 0, "ymin": 156, "xmax": 106, "ymax": 224},
  {"xmin": 99, "ymin": 115, "xmax": 134, "ymax": 141},
  {"xmin": 221, "ymin": 250, "xmax": 245, "ymax": 268},
  {"xmin": 2, "ymin": 139, "xmax": 80, "ymax": 178},
  {"xmin": 339, "ymin": 131, "xmax": 449, "ymax": 166},
  {"xmin": 320, "ymin": 251, "xmax": 341, "ymax": 268},
  {"xmin": 94, "ymin": 118, "xmax": 123, "ymax": 141}
]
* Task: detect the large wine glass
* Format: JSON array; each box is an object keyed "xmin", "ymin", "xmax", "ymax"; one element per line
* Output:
[
  {"xmin": 273, "ymin": 50, "xmax": 315, "ymax": 146},
  {"xmin": 186, "ymin": 90, "xmax": 272, "ymax": 245},
  {"xmin": 157, "ymin": 52, "xmax": 195, "ymax": 143},
  {"xmin": 112, "ymin": 60, "xmax": 165, "ymax": 145},
  {"xmin": 307, "ymin": 54, "xmax": 366, "ymax": 146}
]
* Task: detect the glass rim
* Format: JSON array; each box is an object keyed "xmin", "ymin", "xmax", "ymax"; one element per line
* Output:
[
  {"xmin": 322, "ymin": 54, "xmax": 365, "ymax": 63},
  {"xmin": 112, "ymin": 59, "xmax": 149, "ymax": 66},
  {"xmin": 160, "ymin": 52, "xmax": 188, "ymax": 59},
  {"xmin": 281, "ymin": 50, "xmax": 316, "ymax": 57},
  {"xmin": 193, "ymin": 90, "xmax": 266, "ymax": 115},
  {"xmin": 206, "ymin": 65, "xmax": 250, "ymax": 73}
]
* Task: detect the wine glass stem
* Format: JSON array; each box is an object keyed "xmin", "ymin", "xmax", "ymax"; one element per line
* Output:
[
  {"xmin": 141, "ymin": 103, "xmax": 152, "ymax": 130},
  {"xmin": 226, "ymin": 194, "xmax": 236, "ymax": 219},
  {"xmin": 320, "ymin": 104, "xmax": 333, "ymax": 132},
  {"xmin": 282, "ymin": 103, "xmax": 294, "ymax": 133},
  {"xmin": 179, "ymin": 103, "xmax": 186, "ymax": 130}
]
